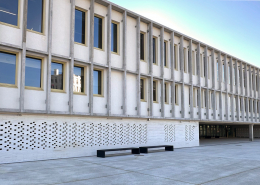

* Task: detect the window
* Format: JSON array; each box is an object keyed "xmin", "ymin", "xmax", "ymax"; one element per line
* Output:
[
  {"xmin": 204, "ymin": 90, "xmax": 206, "ymax": 108},
  {"xmin": 189, "ymin": 87, "xmax": 191, "ymax": 106},
  {"xmin": 200, "ymin": 54, "xmax": 204, "ymax": 77},
  {"xmin": 192, "ymin": 51, "xmax": 196, "ymax": 75},
  {"xmin": 73, "ymin": 66, "xmax": 84, "ymax": 93},
  {"xmin": 197, "ymin": 89, "xmax": 199, "ymax": 107},
  {"xmin": 111, "ymin": 21, "xmax": 119, "ymax": 53},
  {"xmin": 175, "ymin": 84, "xmax": 178, "ymax": 105},
  {"xmin": 51, "ymin": 62, "xmax": 64, "ymax": 91},
  {"xmin": 94, "ymin": 69, "xmax": 102, "ymax": 95},
  {"xmin": 153, "ymin": 81, "xmax": 157, "ymax": 102},
  {"xmin": 204, "ymin": 56, "xmax": 206, "ymax": 77},
  {"xmin": 164, "ymin": 41, "xmax": 168, "ymax": 67},
  {"xmin": 211, "ymin": 91, "xmax": 214, "ymax": 109},
  {"xmin": 249, "ymin": 99, "xmax": 251, "ymax": 113},
  {"xmin": 165, "ymin": 83, "xmax": 168, "ymax": 103},
  {"xmin": 27, "ymin": 0, "xmax": 44, "ymax": 33},
  {"xmin": 94, "ymin": 15, "xmax": 103, "ymax": 49},
  {"xmin": 153, "ymin": 37, "xmax": 157, "ymax": 64},
  {"xmin": 0, "ymin": 0, "xmax": 19, "ymax": 26},
  {"xmin": 233, "ymin": 66, "xmax": 236, "ymax": 86},
  {"xmin": 217, "ymin": 60, "xmax": 219, "ymax": 81},
  {"xmin": 193, "ymin": 88, "xmax": 196, "ymax": 107},
  {"xmin": 75, "ymin": 8, "xmax": 86, "ymax": 44},
  {"xmin": 0, "ymin": 51, "xmax": 17, "ymax": 86},
  {"xmin": 183, "ymin": 48, "xmax": 187, "ymax": 73},
  {"xmin": 174, "ymin": 45, "xmax": 178, "ymax": 70},
  {"xmin": 140, "ymin": 32, "xmax": 145, "ymax": 61},
  {"xmin": 229, "ymin": 95, "xmax": 231, "ymax": 110},
  {"xmin": 140, "ymin": 79, "xmax": 145, "ymax": 101},
  {"xmin": 25, "ymin": 57, "xmax": 42, "ymax": 88}
]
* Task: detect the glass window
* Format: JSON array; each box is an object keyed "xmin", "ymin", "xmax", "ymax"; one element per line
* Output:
[
  {"xmin": 73, "ymin": 66, "xmax": 84, "ymax": 93},
  {"xmin": 94, "ymin": 70, "xmax": 102, "ymax": 95},
  {"xmin": 140, "ymin": 79, "xmax": 144, "ymax": 100},
  {"xmin": 165, "ymin": 83, "xmax": 167, "ymax": 103},
  {"xmin": 0, "ymin": 51, "xmax": 16, "ymax": 85},
  {"xmin": 111, "ymin": 22, "xmax": 118, "ymax": 53},
  {"xmin": 25, "ymin": 57, "xmax": 42, "ymax": 88},
  {"xmin": 27, "ymin": 0, "xmax": 43, "ymax": 33},
  {"xmin": 174, "ymin": 45, "xmax": 178, "ymax": 70},
  {"xmin": 153, "ymin": 37, "xmax": 156, "ymax": 64},
  {"xmin": 164, "ymin": 41, "xmax": 167, "ymax": 67},
  {"xmin": 75, "ymin": 9, "xmax": 86, "ymax": 44},
  {"xmin": 192, "ymin": 51, "xmax": 196, "ymax": 75},
  {"xmin": 0, "ymin": 0, "xmax": 19, "ymax": 26},
  {"xmin": 94, "ymin": 16, "xmax": 102, "ymax": 49},
  {"xmin": 153, "ymin": 81, "xmax": 157, "ymax": 102},
  {"xmin": 175, "ymin": 85, "xmax": 178, "ymax": 105},
  {"xmin": 51, "ymin": 62, "xmax": 63, "ymax": 90},
  {"xmin": 140, "ymin": 33, "xmax": 145, "ymax": 60}
]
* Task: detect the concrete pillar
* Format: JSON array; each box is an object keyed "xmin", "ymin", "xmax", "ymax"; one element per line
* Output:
[
  {"xmin": 107, "ymin": 4, "xmax": 111, "ymax": 116},
  {"xmin": 136, "ymin": 17, "xmax": 141, "ymax": 116},
  {"xmin": 218, "ymin": 52, "xmax": 223, "ymax": 120},
  {"xmin": 236, "ymin": 95, "xmax": 239, "ymax": 121},
  {"xmin": 122, "ymin": 11, "xmax": 127, "ymax": 115},
  {"xmin": 253, "ymin": 67, "xmax": 256, "ymax": 98},
  {"xmin": 235, "ymin": 60, "xmax": 238, "ymax": 94},
  {"xmin": 224, "ymin": 55, "xmax": 228, "ymax": 120},
  {"xmin": 149, "ymin": 22, "xmax": 153, "ymax": 117},
  {"xmin": 249, "ymin": 124, "xmax": 254, "ymax": 141},
  {"xmin": 246, "ymin": 97, "xmax": 249, "ymax": 121},
  {"xmin": 69, "ymin": 0, "xmax": 75, "ymax": 114},
  {"xmin": 240, "ymin": 62, "xmax": 243, "ymax": 95},
  {"xmin": 241, "ymin": 96, "xmax": 245, "ymax": 122},
  {"xmin": 211, "ymin": 50, "xmax": 216, "ymax": 120},
  {"xmin": 46, "ymin": 0, "xmax": 53, "ymax": 114},
  {"xmin": 188, "ymin": 40, "xmax": 193, "ymax": 119},
  {"xmin": 196, "ymin": 43, "xmax": 201, "ymax": 119},
  {"xmin": 20, "ymin": 0, "xmax": 28, "ymax": 112},
  {"xmin": 180, "ymin": 36, "xmax": 184, "ymax": 118},
  {"xmin": 170, "ymin": 32, "xmax": 175, "ymax": 118},
  {"xmin": 89, "ymin": 0, "xmax": 94, "ymax": 115},
  {"xmin": 245, "ymin": 63, "xmax": 248, "ymax": 97},
  {"xmin": 249, "ymin": 66, "xmax": 252, "ymax": 97}
]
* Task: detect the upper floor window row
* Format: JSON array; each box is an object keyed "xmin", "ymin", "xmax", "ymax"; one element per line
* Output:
[{"xmin": 0, "ymin": 0, "xmax": 44, "ymax": 33}]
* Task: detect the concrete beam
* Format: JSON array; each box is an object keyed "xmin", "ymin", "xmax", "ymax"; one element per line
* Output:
[
  {"xmin": 136, "ymin": 17, "xmax": 141, "ymax": 116},
  {"xmin": 107, "ymin": 4, "xmax": 112, "ymax": 116},
  {"xmin": 170, "ymin": 32, "xmax": 175, "ymax": 118},
  {"xmin": 69, "ymin": 0, "xmax": 75, "ymax": 114},
  {"xmin": 89, "ymin": 0, "xmax": 94, "ymax": 115},
  {"xmin": 123, "ymin": 11, "xmax": 127, "ymax": 115},
  {"xmin": 46, "ymin": 0, "xmax": 53, "ymax": 114}
]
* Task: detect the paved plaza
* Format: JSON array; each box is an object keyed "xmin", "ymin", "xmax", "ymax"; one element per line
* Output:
[{"xmin": 1, "ymin": 139, "xmax": 260, "ymax": 185}]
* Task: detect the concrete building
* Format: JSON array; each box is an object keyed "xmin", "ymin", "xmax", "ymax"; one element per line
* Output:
[{"xmin": 0, "ymin": 0, "xmax": 259, "ymax": 163}]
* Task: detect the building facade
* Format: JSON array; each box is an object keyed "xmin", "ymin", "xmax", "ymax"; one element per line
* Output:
[{"xmin": 0, "ymin": 0, "xmax": 259, "ymax": 163}]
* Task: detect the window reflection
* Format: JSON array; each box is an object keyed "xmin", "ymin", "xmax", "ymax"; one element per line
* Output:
[
  {"xmin": 75, "ymin": 9, "xmax": 85, "ymax": 44},
  {"xmin": 27, "ymin": 0, "xmax": 43, "ymax": 33},
  {"xmin": 93, "ymin": 70, "xmax": 102, "ymax": 95},
  {"xmin": 25, "ymin": 57, "xmax": 42, "ymax": 88},
  {"xmin": 0, "ymin": 0, "xmax": 18, "ymax": 26},
  {"xmin": 0, "ymin": 51, "xmax": 16, "ymax": 85},
  {"xmin": 111, "ymin": 22, "xmax": 117, "ymax": 53},
  {"xmin": 51, "ymin": 62, "xmax": 63, "ymax": 90},
  {"xmin": 94, "ymin": 16, "xmax": 102, "ymax": 49},
  {"xmin": 73, "ymin": 66, "xmax": 84, "ymax": 93}
]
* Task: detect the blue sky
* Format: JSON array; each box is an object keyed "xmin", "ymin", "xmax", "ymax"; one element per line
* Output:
[{"xmin": 110, "ymin": 0, "xmax": 260, "ymax": 67}]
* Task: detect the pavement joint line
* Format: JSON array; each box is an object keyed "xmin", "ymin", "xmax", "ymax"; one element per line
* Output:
[{"xmin": 199, "ymin": 165, "xmax": 260, "ymax": 185}]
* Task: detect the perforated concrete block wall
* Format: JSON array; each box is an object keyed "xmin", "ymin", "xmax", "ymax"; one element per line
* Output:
[{"xmin": 0, "ymin": 114, "xmax": 199, "ymax": 163}]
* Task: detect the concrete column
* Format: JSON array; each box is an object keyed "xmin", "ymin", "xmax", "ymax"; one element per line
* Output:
[
  {"xmin": 235, "ymin": 60, "xmax": 238, "ymax": 94},
  {"xmin": 196, "ymin": 43, "xmax": 201, "ymax": 119},
  {"xmin": 249, "ymin": 124, "xmax": 254, "ymax": 141},
  {"xmin": 224, "ymin": 55, "xmax": 228, "ymax": 120},
  {"xmin": 69, "ymin": 0, "xmax": 75, "ymax": 114},
  {"xmin": 107, "ymin": 4, "xmax": 111, "ymax": 116},
  {"xmin": 211, "ymin": 50, "xmax": 216, "ymax": 120},
  {"xmin": 254, "ymin": 98, "xmax": 257, "ymax": 122},
  {"xmin": 240, "ymin": 62, "xmax": 243, "ymax": 95},
  {"xmin": 246, "ymin": 97, "xmax": 249, "ymax": 121},
  {"xmin": 218, "ymin": 52, "xmax": 223, "ymax": 120},
  {"xmin": 251, "ymin": 98, "xmax": 253, "ymax": 122},
  {"xmin": 136, "ymin": 17, "xmax": 141, "ymax": 116},
  {"xmin": 249, "ymin": 66, "xmax": 252, "ymax": 98},
  {"xmin": 122, "ymin": 11, "xmax": 127, "ymax": 115},
  {"xmin": 160, "ymin": 27, "xmax": 165, "ymax": 117},
  {"xmin": 245, "ymin": 63, "xmax": 248, "ymax": 97},
  {"xmin": 20, "ymin": 0, "xmax": 28, "ymax": 112},
  {"xmin": 149, "ymin": 22, "xmax": 153, "ymax": 117},
  {"xmin": 230, "ymin": 58, "xmax": 233, "ymax": 93},
  {"xmin": 188, "ymin": 40, "xmax": 193, "ymax": 119},
  {"xmin": 46, "ymin": 0, "xmax": 53, "ymax": 114},
  {"xmin": 253, "ymin": 67, "xmax": 256, "ymax": 98},
  {"xmin": 180, "ymin": 36, "xmax": 184, "ymax": 118},
  {"xmin": 241, "ymin": 96, "xmax": 245, "ymax": 122},
  {"xmin": 236, "ymin": 95, "xmax": 239, "ymax": 121},
  {"xmin": 170, "ymin": 32, "xmax": 175, "ymax": 118},
  {"xmin": 231, "ymin": 94, "xmax": 234, "ymax": 121},
  {"xmin": 205, "ymin": 47, "xmax": 209, "ymax": 119},
  {"xmin": 89, "ymin": 0, "xmax": 94, "ymax": 115}
]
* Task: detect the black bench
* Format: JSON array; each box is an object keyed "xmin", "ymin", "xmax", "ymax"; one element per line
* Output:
[
  {"xmin": 139, "ymin": 145, "xmax": 174, "ymax": 153},
  {"xmin": 97, "ymin": 147, "xmax": 140, "ymax": 158}
]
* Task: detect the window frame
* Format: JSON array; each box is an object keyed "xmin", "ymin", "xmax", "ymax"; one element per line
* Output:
[
  {"xmin": 27, "ymin": 0, "xmax": 46, "ymax": 35},
  {"xmin": 140, "ymin": 78, "xmax": 146, "ymax": 102},
  {"xmin": 51, "ymin": 60, "xmax": 66, "ymax": 93},
  {"xmin": 74, "ymin": 6, "xmax": 88, "ymax": 46},
  {"xmin": 152, "ymin": 36, "xmax": 158, "ymax": 65},
  {"xmin": 0, "ymin": 49, "xmax": 19, "ymax": 88},
  {"xmin": 0, "ymin": 0, "xmax": 20, "ymax": 28},
  {"xmin": 93, "ymin": 68, "xmax": 104, "ymax": 97},
  {"xmin": 175, "ymin": 84, "xmax": 179, "ymax": 105},
  {"xmin": 153, "ymin": 80, "xmax": 158, "ymax": 103},
  {"xmin": 111, "ymin": 20, "xmax": 120, "ymax": 55},
  {"xmin": 164, "ymin": 82, "xmax": 169, "ymax": 104},
  {"xmin": 192, "ymin": 50, "xmax": 196, "ymax": 75},
  {"xmin": 174, "ymin": 44, "xmax": 178, "ymax": 71},
  {"xmin": 94, "ymin": 14, "xmax": 104, "ymax": 51},
  {"xmin": 25, "ymin": 54, "xmax": 44, "ymax": 91},
  {"xmin": 73, "ymin": 64, "xmax": 87, "ymax": 95},
  {"xmin": 140, "ymin": 31, "xmax": 146, "ymax": 62},
  {"xmin": 164, "ymin": 40, "xmax": 168, "ymax": 68},
  {"xmin": 183, "ymin": 47, "xmax": 187, "ymax": 73}
]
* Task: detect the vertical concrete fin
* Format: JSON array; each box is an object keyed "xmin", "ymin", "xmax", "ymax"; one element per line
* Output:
[
  {"xmin": 136, "ymin": 17, "xmax": 141, "ymax": 116},
  {"xmin": 170, "ymin": 32, "xmax": 175, "ymax": 118},
  {"xmin": 160, "ymin": 27, "xmax": 165, "ymax": 117},
  {"xmin": 123, "ymin": 11, "xmax": 127, "ymax": 115},
  {"xmin": 107, "ymin": 4, "xmax": 111, "ymax": 116},
  {"xmin": 149, "ymin": 22, "xmax": 153, "ymax": 117},
  {"xmin": 89, "ymin": 0, "xmax": 94, "ymax": 115}
]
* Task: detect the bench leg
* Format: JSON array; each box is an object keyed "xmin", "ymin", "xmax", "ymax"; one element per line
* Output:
[
  {"xmin": 165, "ymin": 146, "xmax": 174, "ymax": 151},
  {"xmin": 97, "ymin": 151, "xmax": 105, "ymax": 158},
  {"xmin": 131, "ymin": 148, "xmax": 140, "ymax": 154},
  {"xmin": 140, "ymin": 147, "xmax": 148, "ymax": 153}
]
